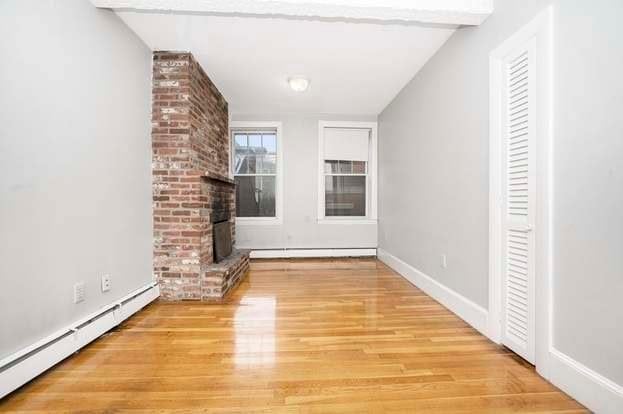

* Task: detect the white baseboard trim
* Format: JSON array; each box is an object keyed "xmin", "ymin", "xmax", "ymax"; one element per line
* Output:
[
  {"xmin": 0, "ymin": 281, "xmax": 159, "ymax": 399},
  {"xmin": 249, "ymin": 248, "xmax": 377, "ymax": 259},
  {"xmin": 547, "ymin": 348, "xmax": 623, "ymax": 414},
  {"xmin": 377, "ymin": 248, "xmax": 490, "ymax": 339},
  {"xmin": 377, "ymin": 249, "xmax": 623, "ymax": 412}
]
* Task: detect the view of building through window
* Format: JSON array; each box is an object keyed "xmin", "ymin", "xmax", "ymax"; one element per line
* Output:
[
  {"xmin": 324, "ymin": 160, "xmax": 367, "ymax": 216},
  {"xmin": 233, "ymin": 131, "xmax": 277, "ymax": 217}
]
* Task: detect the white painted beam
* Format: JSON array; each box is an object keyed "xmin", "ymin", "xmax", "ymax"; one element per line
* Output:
[{"xmin": 91, "ymin": 0, "xmax": 493, "ymax": 26}]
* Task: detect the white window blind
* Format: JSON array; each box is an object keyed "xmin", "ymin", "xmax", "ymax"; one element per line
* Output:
[{"xmin": 323, "ymin": 128, "xmax": 370, "ymax": 161}]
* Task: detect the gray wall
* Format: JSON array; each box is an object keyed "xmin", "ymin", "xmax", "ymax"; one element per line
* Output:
[
  {"xmin": 553, "ymin": 0, "xmax": 623, "ymax": 385},
  {"xmin": 0, "ymin": 0, "xmax": 153, "ymax": 360},
  {"xmin": 379, "ymin": 0, "xmax": 623, "ymax": 385},
  {"xmin": 232, "ymin": 113, "xmax": 378, "ymax": 250}
]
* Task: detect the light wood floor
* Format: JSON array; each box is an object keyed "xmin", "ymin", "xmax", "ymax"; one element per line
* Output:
[{"xmin": 0, "ymin": 258, "xmax": 587, "ymax": 413}]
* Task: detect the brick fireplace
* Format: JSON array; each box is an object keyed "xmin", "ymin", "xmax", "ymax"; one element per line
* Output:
[{"xmin": 152, "ymin": 51, "xmax": 249, "ymax": 301}]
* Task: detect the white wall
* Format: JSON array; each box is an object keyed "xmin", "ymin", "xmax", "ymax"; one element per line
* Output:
[
  {"xmin": 0, "ymin": 0, "xmax": 153, "ymax": 360},
  {"xmin": 551, "ymin": 0, "xmax": 623, "ymax": 387},
  {"xmin": 379, "ymin": 0, "xmax": 623, "ymax": 393},
  {"xmin": 232, "ymin": 113, "xmax": 378, "ymax": 251}
]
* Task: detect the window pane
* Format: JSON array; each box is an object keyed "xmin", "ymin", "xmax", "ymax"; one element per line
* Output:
[
  {"xmin": 325, "ymin": 176, "xmax": 366, "ymax": 216},
  {"xmin": 234, "ymin": 130, "xmax": 279, "ymax": 175},
  {"xmin": 248, "ymin": 134, "xmax": 262, "ymax": 150},
  {"xmin": 323, "ymin": 160, "xmax": 367, "ymax": 175},
  {"xmin": 234, "ymin": 153, "xmax": 246, "ymax": 174},
  {"xmin": 257, "ymin": 154, "xmax": 276, "ymax": 174},
  {"xmin": 338, "ymin": 160, "xmax": 353, "ymax": 174},
  {"xmin": 238, "ymin": 148, "xmax": 262, "ymax": 174},
  {"xmin": 262, "ymin": 134, "xmax": 277, "ymax": 155},
  {"xmin": 246, "ymin": 153, "xmax": 259, "ymax": 174},
  {"xmin": 234, "ymin": 152, "xmax": 249, "ymax": 174},
  {"xmin": 234, "ymin": 134, "xmax": 247, "ymax": 148},
  {"xmin": 235, "ymin": 176, "xmax": 276, "ymax": 217},
  {"xmin": 324, "ymin": 160, "xmax": 339, "ymax": 174},
  {"xmin": 353, "ymin": 161, "xmax": 367, "ymax": 174}
]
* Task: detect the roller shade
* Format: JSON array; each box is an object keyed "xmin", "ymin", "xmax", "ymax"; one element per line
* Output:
[{"xmin": 323, "ymin": 128, "xmax": 370, "ymax": 161}]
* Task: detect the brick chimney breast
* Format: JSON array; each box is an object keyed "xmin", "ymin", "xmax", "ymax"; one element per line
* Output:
[{"xmin": 152, "ymin": 52, "xmax": 248, "ymax": 301}]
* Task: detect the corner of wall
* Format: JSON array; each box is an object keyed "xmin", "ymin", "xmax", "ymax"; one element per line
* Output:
[{"xmin": 377, "ymin": 248, "xmax": 490, "ymax": 339}]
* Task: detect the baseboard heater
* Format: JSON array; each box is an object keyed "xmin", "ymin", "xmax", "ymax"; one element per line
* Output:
[
  {"xmin": 0, "ymin": 282, "xmax": 159, "ymax": 399},
  {"xmin": 249, "ymin": 248, "xmax": 377, "ymax": 259}
]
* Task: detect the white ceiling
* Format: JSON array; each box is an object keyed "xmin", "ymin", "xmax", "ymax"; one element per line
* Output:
[
  {"xmin": 102, "ymin": 0, "xmax": 494, "ymax": 25},
  {"xmin": 117, "ymin": 11, "xmax": 457, "ymax": 115}
]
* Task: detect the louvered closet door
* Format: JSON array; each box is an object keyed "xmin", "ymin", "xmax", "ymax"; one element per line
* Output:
[{"xmin": 501, "ymin": 40, "xmax": 537, "ymax": 364}]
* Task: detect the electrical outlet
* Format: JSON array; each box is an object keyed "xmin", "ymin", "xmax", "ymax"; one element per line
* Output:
[
  {"xmin": 101, "ymin": 274, "xmax": 111, "ymax": 292},
  {"xmin": 441, "ymin": 254, "xmax": 448, "ymax": 269},
  {"xmin": 74, "ymin": 282, "xmax": 85, "ymax": 304}
]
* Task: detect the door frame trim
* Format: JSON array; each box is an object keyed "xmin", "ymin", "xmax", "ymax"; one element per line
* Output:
[{"xmin": 488, "ymin": 5, "xmax": 553, "ymax": 376}]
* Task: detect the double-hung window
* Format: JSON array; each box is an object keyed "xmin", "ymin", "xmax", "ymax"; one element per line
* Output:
[
  {"xmin": 318, "ymin": 122, "xmax": 377, "ymax": 222},
  {"xmin": 230, "ymin": 122, "xmax": 282, "ymax": 223}
]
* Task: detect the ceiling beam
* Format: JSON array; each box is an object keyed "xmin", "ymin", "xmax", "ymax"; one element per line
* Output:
[{"xmin": 91, "ymin": 0, "xmax": 494, "ymax": 26}]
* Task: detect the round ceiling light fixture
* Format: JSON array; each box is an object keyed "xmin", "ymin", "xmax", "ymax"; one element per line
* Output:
[{"xmin": 288, "ymin": 77, "xmax": 310, "ymax": 92}]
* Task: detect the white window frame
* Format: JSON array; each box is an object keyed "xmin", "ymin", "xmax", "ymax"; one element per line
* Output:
[
  {"xmin": 230, "ymin": 121, "xmax": 283, "ymax": 225},
  {"xmin": 317, "ymin": 121, "xmax": 378, "ymax": 225}
]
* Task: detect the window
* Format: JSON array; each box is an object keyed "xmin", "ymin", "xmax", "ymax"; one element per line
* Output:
[
  {"xmin": 324, "ymin": 160, "xmax": 367, "ymax": 216},
  {"xmin": 318, "ymin": 122, "xmax": 377, "ymax": 223},
  {"xmin": 230, "ymin": 122, "xmax": 282, "ymax": 224}
]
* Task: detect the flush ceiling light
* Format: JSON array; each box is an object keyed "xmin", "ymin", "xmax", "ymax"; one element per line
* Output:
[{"xmin": 288, "ymin": 77, "xmax": 310, "ymax": 92}]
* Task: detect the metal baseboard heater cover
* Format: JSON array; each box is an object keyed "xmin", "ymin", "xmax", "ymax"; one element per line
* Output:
[
  {"xmin": 249, "ymin": 248, "xmax": 377, "ymax": 259},
  {"xmin": 0, "ymin": 282, "xmax": 159, "ymax": 399}
]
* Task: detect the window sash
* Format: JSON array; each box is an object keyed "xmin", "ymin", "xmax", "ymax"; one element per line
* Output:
[
  {"xmin": 323, "ymin": 165, "xmax": 368, "ymax": 217},
  {"xmin": 324, "ymin": 173, "xmax": 366, "ymax": 176},
  {"xmin": 232, "ymin": 128, "xmax": 279, "ymax": 219},
  {"xmin": 233, "ymin": 130, "xmax": 277, "ymax": 176}
]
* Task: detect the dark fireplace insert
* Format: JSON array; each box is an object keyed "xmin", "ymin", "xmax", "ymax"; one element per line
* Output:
[
  {"xmin": 208, "ymin": 175, "xmax": 235, "ymax": 263},
  {"xmin": 213, "ymin": 220, "xmax": 232, "ymax": 263}
]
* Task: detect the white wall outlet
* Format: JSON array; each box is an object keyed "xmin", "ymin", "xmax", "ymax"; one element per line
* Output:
[
  {"xmin": 441, "ymin": 254, "xmax": 448, "ymax": 269},
  {"xmin": 101, "ymin": 274, "xmax": 111, "ymax": 292},
  {"xmin": 74, "ymin": 282, "xmax": 85, "ymax": 304}
]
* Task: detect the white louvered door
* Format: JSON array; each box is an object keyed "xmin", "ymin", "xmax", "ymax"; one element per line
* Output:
[{"xmin": 500, "ymin": 40, "xmax": 537, "ymax": 363}]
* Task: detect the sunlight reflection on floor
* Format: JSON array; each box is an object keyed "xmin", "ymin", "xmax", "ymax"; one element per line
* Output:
[{"xmin": 234, "ymin": 296, "xmax": 277, "ymax": 368}]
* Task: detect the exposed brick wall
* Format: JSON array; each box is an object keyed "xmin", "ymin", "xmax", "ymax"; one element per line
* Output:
[
  {"xmin": 152, "ymin": 52, "xmax": 236, "ymax": 301},
  {"xmin": 188, "ymin": 57, "xmax": 230, "ymax": 177},
  {"xmin": 202, "ymin": 249, "xmax": 250, "ymax": 301}
]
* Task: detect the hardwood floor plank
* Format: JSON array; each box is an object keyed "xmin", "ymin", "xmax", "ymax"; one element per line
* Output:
[{"xmin": 0, "ymin": 258, "xmax": 587, "ymax": 413}]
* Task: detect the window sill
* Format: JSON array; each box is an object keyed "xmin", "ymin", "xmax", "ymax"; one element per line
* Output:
[
  {"xmin": 317, "ymin": 218, "xmax": 378, "ymax": 225},
  {"xmin": 236, "ymin": 217, "xmax": 282, "ymax": 226}
]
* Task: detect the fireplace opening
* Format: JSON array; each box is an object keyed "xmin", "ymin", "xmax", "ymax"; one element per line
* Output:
[{"xmin": 213, "ymin": 220, "xmax": 232, "ymax": 263}]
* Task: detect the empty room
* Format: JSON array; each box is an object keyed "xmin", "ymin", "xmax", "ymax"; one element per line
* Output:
[{"xmin": 1, "ymin": 0, "xmax": 622, "ymax": 412}]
